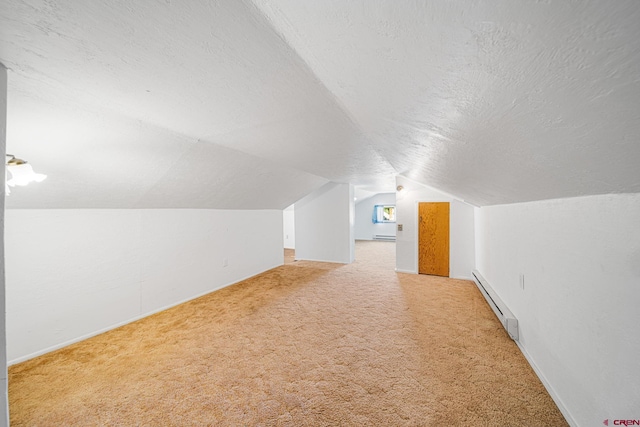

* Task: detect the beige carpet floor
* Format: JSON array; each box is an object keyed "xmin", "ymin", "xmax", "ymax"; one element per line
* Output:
[{"xmin": 9, "ymin": 241, "xmax": 567, "ymax": 426}]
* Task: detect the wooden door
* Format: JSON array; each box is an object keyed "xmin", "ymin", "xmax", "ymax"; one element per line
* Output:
[{"xmin": 418, "ymin": 202, "xmax": 450, "ymax": 276}]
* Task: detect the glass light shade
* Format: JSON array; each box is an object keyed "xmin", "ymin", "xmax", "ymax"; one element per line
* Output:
[{"xmin": 7, "ymin": 163, "xmax": 47, "ymax": 187}]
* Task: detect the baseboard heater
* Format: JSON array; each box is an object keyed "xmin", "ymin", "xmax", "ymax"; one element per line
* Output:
[
  {"xmin": 472, "ymin": 270, "xmax": 519, "ymax": 341},
  {"xmin": 373, "ymin": 234, "xmax": 396, "ymax": 241}
]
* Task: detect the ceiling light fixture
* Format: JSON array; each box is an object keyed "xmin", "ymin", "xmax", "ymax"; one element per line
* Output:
[{"xmin": 5, "ymin": 154, "xmax": 47, "ymax": 195}]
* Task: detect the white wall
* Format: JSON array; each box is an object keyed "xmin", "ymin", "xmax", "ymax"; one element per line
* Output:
[
  {"xmin": 5, "ymin": 209, "xmax": 283, "ymax": 363},
  {"xmin": 475, "ymin": 193, "xmax": 640, "ymax": 426},
  {"xmin": 354, "ymin": 192, "xmax": 396, "ymax": 240},
  {"xmin": 295, "ymin": 182, "xmax": 354, "ymax": 263},
  {"xmin": 395, "ymin": 176, "xmax": 475, "ymax": 279},
  {"xmin": 0, "ymin": 63, "xmax": 9, "ymax": 427},
  {"xmin": 283, "ymin": 204, "xmax": 295, "ymax": 249},
  {"xmin": 450, "ymin": 200, "xmax": 476, "ymax": 279}
]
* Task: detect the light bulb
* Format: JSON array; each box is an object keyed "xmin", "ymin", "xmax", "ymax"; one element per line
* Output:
[{"xmin": 7, "ymin": 163, "xmax": 47, "ymax": 187}]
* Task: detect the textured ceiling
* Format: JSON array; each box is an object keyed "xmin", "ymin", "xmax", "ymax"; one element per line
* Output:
[{"xmin": 1, "ymin": 0, "xmax": 639, "ymax": 208}]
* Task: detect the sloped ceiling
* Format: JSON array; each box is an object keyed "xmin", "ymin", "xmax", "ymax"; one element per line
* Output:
[{"xmin": 1, "ymin": 0, "xmax": 639, "ymax": 209}]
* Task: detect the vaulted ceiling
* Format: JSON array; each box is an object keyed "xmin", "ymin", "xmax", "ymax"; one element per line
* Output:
[{"xmin": 2, "ymin": 0, "xmax": 639, "ymax": 208}]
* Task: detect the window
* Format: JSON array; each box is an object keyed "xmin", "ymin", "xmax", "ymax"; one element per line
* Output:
[{"xmin": 372, "ymin": 205, "xmax": 396, "ymax": 223}]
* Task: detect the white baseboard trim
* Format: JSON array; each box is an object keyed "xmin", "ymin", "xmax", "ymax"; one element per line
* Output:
[
  {"xmin": 515, "ymin": 341, "xmax": 578, "ymax": 427},
  {"xmin": 8, "ymin": 263, "xmax": 282, "ymax": 366},
  {"xmin": 393, "ymin": 270, "xmax": 472, "ymax": 279},
  {"xmin": 395, "ymin": 268, "xmax": 416, "ymax": 274},
  {"xmin": 294, "ymin": 257, "xmax": 351, "ymax": 264}
]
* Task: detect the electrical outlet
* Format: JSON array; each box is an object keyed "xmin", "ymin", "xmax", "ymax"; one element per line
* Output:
[
  {"xmin": 397, "ymin": 224, "xmax": 403, "ymax": 231},
  {"xmin": 519, "ymin": 274, "xmax": 525, "ymax": 290}
]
